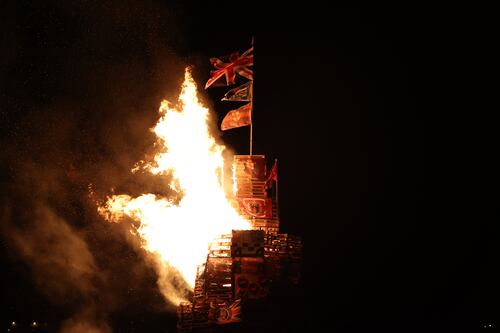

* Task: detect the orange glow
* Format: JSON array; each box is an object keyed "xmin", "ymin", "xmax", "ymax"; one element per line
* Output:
[{"xmin": 99, "ymin": 68, "xmax": 250, "ymax": 305}]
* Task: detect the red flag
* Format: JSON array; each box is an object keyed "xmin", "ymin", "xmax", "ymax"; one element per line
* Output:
[
  {"xmin": 221, "ymin": 103, "xmax": 252, "ymax": 131},
  {"xmin": 266, "ymin": 159, "xmax": 278, "ymax": 185},
  {"xmin": 237, "ymin": 198, "xmax": 273, "ymax": 218},
  {"xmin": 205, "ymin": 47, "xmax": 253, "ymax": 89}
]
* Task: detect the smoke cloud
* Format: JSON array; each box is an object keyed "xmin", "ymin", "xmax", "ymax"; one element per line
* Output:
[
  {"xmin": 0, "ymin": 0, "xmax": 210, "ymax": 331},
  {"xmin": 7, "ymin": 205, "xmax": 98, "ymax": 302}
]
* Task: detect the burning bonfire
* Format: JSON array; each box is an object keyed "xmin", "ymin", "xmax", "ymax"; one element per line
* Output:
[{"xmin": 99, "ymin": 42, "xmax": 302, "ymax": 332}]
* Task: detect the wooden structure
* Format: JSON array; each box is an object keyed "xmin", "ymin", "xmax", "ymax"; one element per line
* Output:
[{"xmin": 177, "ymin": 155, "xmax": 302, "ymax": 332}]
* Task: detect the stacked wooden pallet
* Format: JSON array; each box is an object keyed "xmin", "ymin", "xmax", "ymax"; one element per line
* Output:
[
  {"xmin": 231, "ymin": 230, "xmax": 269, "ymax": 300},
  {"xmin": 233, "ymin": 155, "xmax": 281, "ymax": 235},
  {"xmin": 191, "ymin": 265, "xmax": 211, "ymax": 333},
  {"xmin": 262, "ymin": 233, "xmax": 288, "ymax": 282},
  {"xmin": 231, "ymin": 230, "xmax": 264, "ymax": 257},
  {"xmin": 264, "ymin": 233, "xmax": 288, "ymax": 257},
  {"xmin": 233, "ymin": 155, "xmax": 267, "ymax": 199},
  {"xmin": 286, "ymin": 235, "xmax": 303, "ymax": 285},
  {"xmin": 176, "ymin": 154, "xmax": 303, "ymax": 332},
  {"xmin": 208, "ymin": 234, "xmax": 232, "ymax": 258},
  {"xmin": 205, "ymin": 257, "xmax": 233, "ymax": 304},
  {"xmin": 251, "ymin": 217, "xmax": 279, "ymax": 235},
  {"xmin": 177, "ymin": 301, "xmax": 193, "ymax": 333}
]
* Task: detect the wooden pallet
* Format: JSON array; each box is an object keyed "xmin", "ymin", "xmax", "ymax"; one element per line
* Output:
[
  {"xmin": 231, "ymin": 230, "xmax": 264, "ymax": 257},
  {"xmin": 233, "ymin": 257, "xmax": 264, "ymax": 275},
  {"xmin": 234, "ymin": 273, "xmax": 270, "ymax": 300},
  {"xmin": 233, "ymin": 155, "xmax": 267, "ymax": 199},
  {"xmin": 286, "ymin": 235, "xmax": 303, "ymax": 261}
]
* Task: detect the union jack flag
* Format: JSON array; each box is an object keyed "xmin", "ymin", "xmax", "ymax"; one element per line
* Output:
[{"xmin": 205, "ymin": 47, "xmax": 253, "ymax": 89}]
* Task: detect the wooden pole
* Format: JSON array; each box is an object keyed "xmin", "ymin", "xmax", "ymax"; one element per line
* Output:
[
  {"xmin": 275, "ymin": 159, "xmax": 279, "ymax": 218},
  {"xmin": 250, "ymin": 81, "xmax": 253, "ymax": 155},
  {"xmin": 250, "ymin": 37, "xmax": 254, "ymax": 156}
]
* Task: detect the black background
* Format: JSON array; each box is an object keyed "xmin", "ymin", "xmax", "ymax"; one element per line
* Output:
[{"xmin": 0, "ymin": 1, "xmax": 494, "ymax": 333}]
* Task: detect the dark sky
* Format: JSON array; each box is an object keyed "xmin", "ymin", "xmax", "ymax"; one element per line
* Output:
[{"xmin": 0, "ymin": 1, "xmax": 494, "ymax": 333}]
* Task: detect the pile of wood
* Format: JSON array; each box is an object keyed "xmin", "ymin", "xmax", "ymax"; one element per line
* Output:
[{"xmin": 177, "ymin": 156, "xmax": 302, "ymax": 332}]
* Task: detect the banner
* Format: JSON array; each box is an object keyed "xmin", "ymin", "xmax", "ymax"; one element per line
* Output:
[{"xmin": 237, "ymin": 197, "xmax": 273, "ymax": 218}]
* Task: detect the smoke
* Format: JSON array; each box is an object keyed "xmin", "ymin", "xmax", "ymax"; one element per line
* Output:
[
  {"xmin": 7, "ymin": 205, "xmax": 98, "ymax": 302},
  {"xmin": 59, "ymin": 307, "xmax": 112, "ymax": 333},
  {"xmin": 60, "ymin": 320, "xmax": 112, "ymax": 333},
  {"xmin": 0, "ymin": 0, "xmax": 208, "ymax": 331},
  {"xmin": 151, "ymin": 255, "xmax": 192, "ymax": 306}
]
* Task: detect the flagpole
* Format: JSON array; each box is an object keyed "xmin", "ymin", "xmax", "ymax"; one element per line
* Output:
[
  {"xmin": 249, "ymin": 37, "xmax": 254, "ymax": 156},
  {"xmin": 275, "ymin": 159, "xmax": 279, "ymax": 219},
  {"xmin": 250, "ymin": 81, "xmax": 253, "ymax": 155}
]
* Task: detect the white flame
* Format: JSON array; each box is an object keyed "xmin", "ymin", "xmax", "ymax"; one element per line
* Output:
[{"xmin": 100, "ymin": 68, "xmax": 249, "ymax": 305}]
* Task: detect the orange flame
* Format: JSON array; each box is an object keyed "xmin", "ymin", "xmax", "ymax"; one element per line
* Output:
[{"xmin": 99, "ymin": 68, "xmax": 250, "ymax": 305}]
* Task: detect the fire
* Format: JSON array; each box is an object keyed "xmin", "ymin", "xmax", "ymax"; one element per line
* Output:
[{"xmin": 99, "ymin": 68, "xmax": 250, "ymax": 304}]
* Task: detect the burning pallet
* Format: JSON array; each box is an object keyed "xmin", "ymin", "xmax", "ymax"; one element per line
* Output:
[{"xmin": 176, "ymin": 155, "xmax": 302, "ymax": 332}]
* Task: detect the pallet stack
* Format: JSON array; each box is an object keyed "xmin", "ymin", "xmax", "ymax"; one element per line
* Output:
[
  {"xmin": 205, "ymin": 234, "xmax": 234, "ymax": 317},
  {"xmin": 231, "ymin": 230, "xmax": 270, "ymax": 300},
  {"xmin": 176, "ymin": 155, "xmax": 302, "ymax": 332},
  {"xmin": 233, "ymin": 155, "xmax": 267, "ymax": 200},
  {"xmin": 192, "ymin": 265, "xmax": 211, "ymax": 333},
  {"xmin": 285, "ymin": 235, "xmax": 303, "ymax": 285},
  {"xmin": 263, "ymin": 233, "xmax": 288, "ymax": 282},
  {"xmin": 233, "ymin": 155, "xmax": 280, "ymax": 235},
  {"xmin": 177, "ymin": 301, "xmax": 193, "ymax": 333}
]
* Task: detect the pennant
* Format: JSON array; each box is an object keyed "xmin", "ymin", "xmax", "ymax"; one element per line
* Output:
[
  {"xmin": 237, "ymin": 198, "xmax": 273, "ymax": 218},
  {"xmin": 221, "ymin": 103, "xmax": 252, "ymax": 131},
  {"xmin": 205, "ymin": 47, "xmax": 253, "ymax": 89},
  {"xmin": 222, "ymin": 82, "xmax": 252, "ymax": 101},
  {"xmin": 266, "ymin": 159, "xmax": 278, "ymax": 185}
]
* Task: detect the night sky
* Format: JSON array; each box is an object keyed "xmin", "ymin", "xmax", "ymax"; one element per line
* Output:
[{"xmin": 0, "ymin": 2, "xmax": 494, "ymax": 333}]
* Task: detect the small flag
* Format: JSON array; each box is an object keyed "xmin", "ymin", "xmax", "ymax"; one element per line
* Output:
[
  {"xmin": 266, "ymin": 159, "xmax": 278, "ymax": 185},
  {"xmin": 221, "ymin": 103, "xmax": 252, "ymax": 131},
  {"xmin": 221, "ymin": 82, "xmax": 252, "ymax": 101},
  {"xmin": 205, "ymin": 47, "xmax": 253, "ymax": 89}
]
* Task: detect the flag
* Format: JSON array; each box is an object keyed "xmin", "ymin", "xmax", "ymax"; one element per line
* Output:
[
  {"xmin": 209, "ymin": 299, "xmax": 242, "ymax": 324},
  {"xmin": 221, "ymin": 103, "xmax": 252, "ymax": 131},
  {"xmin": 266, "ymin": 159, "xmax": 278, "ymax": 185},
  {"xmin": 205, "ymin": 47, "xmax": 253, "ymax": 89},
  {"xmin": 221, "ymin": 82, "xmax": 252, "ymax": 101},
  {"xmin": 237, "ymin": 198, "xmax": 273, "ymax": 218}
]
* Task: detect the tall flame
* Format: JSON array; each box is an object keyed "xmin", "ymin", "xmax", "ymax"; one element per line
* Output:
[{"xmin": 99, "ymin": 68, "xmax": 250, "ymax": 305}]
